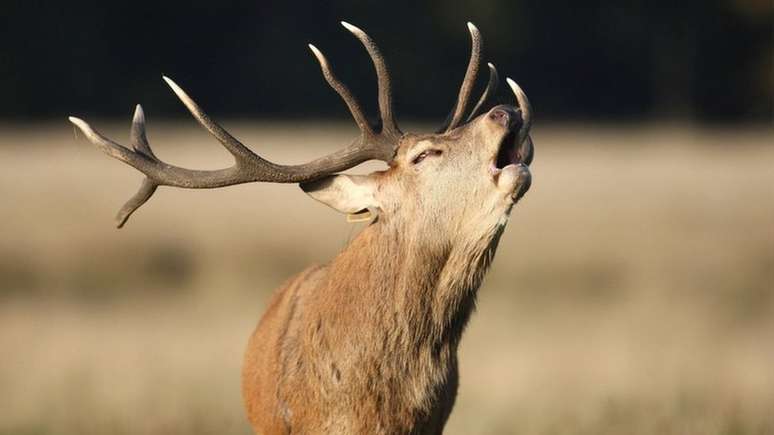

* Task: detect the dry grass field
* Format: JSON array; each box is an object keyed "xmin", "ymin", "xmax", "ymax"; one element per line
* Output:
[{"xmin": 0, "ymin": 121, "xmax": 772, "ymax": 434}]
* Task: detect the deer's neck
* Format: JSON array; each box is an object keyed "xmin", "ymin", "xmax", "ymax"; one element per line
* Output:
[
  {"xmin": 330, "ymin": 217, "xmax": 506, "ymax": 352},
  {"xmin": 300, "ymin": 217, "xmax": 506, "ymax": 425}
]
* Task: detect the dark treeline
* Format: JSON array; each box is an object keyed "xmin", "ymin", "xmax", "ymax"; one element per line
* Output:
[{"xmin": 0, "ymin": 0, "xmax": 771, "ymax": 123}]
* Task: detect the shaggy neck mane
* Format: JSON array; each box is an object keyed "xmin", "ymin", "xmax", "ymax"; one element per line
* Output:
[
  {"xmin": 313, "ymin": 215, "xmax": 506, "ymax": 424},
  {"xmin": 326, "ymin": 215, "xmax": 506, "ymax": 356}
]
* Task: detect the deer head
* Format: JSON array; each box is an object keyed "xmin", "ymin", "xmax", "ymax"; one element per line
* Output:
[{"xmin": 69, "ymin": 22, "xmax": 533, "ymax": 232}]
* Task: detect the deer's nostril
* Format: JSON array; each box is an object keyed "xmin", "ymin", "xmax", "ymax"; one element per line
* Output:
[
  {"xmin": 489, "ymin": 109, "xmax": 510, "ymax": 127},
  {"xmin": 490, "ymin": 109, "xmax": 507, "ymax": 119}
]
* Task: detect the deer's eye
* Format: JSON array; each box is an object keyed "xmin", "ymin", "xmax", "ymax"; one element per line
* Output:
[{"xmin": 411, "ymin": 149, "xmax": 442, "ymax": 165}]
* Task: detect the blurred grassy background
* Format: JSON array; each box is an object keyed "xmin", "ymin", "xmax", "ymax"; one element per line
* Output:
[{"xmin": 0, "ymin": 122, "xmax": 772, "ymax": 434}]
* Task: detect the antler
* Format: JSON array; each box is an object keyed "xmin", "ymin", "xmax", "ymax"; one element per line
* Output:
[
  {"xmin": 440, "ymin": 23, "xmax": 500, "ymax": 132},
  {"xmin": 506, "ymin": 77, "xmax": 534, "ymax": 165},
  {"xmin": 439, "ymin": 22, "xmax": 531, "ymax": 148},
  {"xmin": 70, "ymin": 22, "xmax": 400, "ymax": 228},
  {"xmin": 466, "ymin": 62, "xmax": 499, "ymax": 123}
]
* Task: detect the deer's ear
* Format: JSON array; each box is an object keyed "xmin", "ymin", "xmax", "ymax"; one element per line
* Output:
[{"xmin": 300, "ymin": 174, "xmax": 380, "ymax": 215}]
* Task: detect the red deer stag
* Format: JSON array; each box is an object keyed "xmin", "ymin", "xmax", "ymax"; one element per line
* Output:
[{"xmin": 69, "ymin": 21, "xmax": 533, "ymax": 435}]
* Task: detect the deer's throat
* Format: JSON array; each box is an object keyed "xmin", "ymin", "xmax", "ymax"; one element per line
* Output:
[{"xmin": 358, "ymin": 219, "xmax": 507, "ymax": 344}]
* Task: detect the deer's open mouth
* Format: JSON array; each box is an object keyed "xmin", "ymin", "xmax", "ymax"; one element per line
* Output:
[{"xmin": 490, "ymin": 129, "xmax": 521, "ymax": 177}]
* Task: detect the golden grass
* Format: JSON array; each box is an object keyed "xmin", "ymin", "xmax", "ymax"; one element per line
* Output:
[{"xmin": 0, "ymin": 122, "xmax": 772, "ymax": 434}]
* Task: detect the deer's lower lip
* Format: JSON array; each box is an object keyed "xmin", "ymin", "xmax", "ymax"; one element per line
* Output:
[
  {"xmin": 492, "ymin": 162, "xmax": 530, "ymax": 200},
  {"xmin": 489, "ymin": 162, "xmax": 511, "ymax": 181}
]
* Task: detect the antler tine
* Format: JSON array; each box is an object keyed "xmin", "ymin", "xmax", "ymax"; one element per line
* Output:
[
  {"xmin": 308, "ymin": 44, "xmax": 373, "ymax": 135},
  {"xmin": 162, "ymin": 76, "xmax": 265, "ymax": 165},
  {"xmin": 466, "ymin": 62, "xmax": 499, "ymax": 123},
  {"xmin": 69, "ymin": 115, "xmax": 148, "ymax": 168},
  {"xmin": 444, "ymin": 22, "xmax": 482, "ymax": 132},
  {"xmin": 506, "ymin": 78, "xmax": 532, "ymax": 144},
  {"xmin": 129, "ymin": 104, "xmax": 154, "ymax": 157},
  {"xmin": 117, "ymin": 178, "xmax": 158, "ymax": 228},
  {"xmin": 121, "ymin": 105, "xmax": 159, "ymax": 228},
  {"xmin": 341, "ymin": 22, "xmax": 400, "ymax": 137}
]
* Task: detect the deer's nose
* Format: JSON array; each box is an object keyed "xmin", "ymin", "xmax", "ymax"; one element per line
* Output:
[{"xmin": 488, "ymin": 105, "xmax": 520, "ymax": 129}]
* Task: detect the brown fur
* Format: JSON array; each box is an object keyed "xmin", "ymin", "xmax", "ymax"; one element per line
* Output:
[
  {"xmin": 242, "ymin": 111, "xmax": 531, "ymax": 434},
  {"xmin": 243, "ymin": 217, "xmax": 505, "ymax": 434}
]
